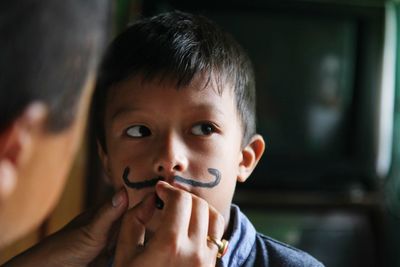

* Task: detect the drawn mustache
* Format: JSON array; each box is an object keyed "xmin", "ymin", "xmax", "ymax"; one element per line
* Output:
[{"xmin": 122, "ymin": 167, "xmax": 221, "ymax": 189}]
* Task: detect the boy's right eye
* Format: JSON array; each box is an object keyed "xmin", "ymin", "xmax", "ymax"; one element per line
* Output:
[{"xmin": 125, "ymin": 125, "xmax": 151, "ymax": 138}]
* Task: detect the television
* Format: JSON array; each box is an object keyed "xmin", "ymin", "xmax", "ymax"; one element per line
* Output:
[{"xmin": 141, "ymin": 0, "xmax": 393, "ymax": 193}]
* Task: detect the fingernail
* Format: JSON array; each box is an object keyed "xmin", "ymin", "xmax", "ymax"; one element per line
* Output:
[
  {"xmin": 112, "ymin": 190, "xmax": 124, "ymax": 208},
  {"xmin": 156, "ymin": 180, "xmax": 169, "ymax": 189}
]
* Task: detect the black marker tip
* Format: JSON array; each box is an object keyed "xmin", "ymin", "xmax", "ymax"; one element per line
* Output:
[{"xmin": 155, "ymin": 195, "xmax": 164, "ymax": 209}]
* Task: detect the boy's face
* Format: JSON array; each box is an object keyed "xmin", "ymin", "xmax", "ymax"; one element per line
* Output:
[{"xmin": 100, "ymin": 75, "xmax": 262, "ymax": 224}]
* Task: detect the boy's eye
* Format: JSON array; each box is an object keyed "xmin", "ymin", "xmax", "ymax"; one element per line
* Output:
[
  {"xmin": 191, "ymin": 123, "xmax": 216, "ymax": 136},
  {"xmin": 125, "ymin": 125, "xmax": 151, "ymax": 137}
]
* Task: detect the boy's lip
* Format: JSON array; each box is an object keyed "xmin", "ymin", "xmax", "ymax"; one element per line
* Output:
[{"xmin": 122, "ymin": 167, "xmax": 221, "ymax": 189}]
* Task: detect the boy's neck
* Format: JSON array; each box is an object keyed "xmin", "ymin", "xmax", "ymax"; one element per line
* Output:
[{"xmin": 223, "ymin": 206, "xmax": 234, "ymax": 240}]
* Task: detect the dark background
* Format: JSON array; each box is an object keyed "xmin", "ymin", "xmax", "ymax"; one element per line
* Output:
[{"xmin": 85, "ymin": 1, "xmax": 400, "ymax": 266}]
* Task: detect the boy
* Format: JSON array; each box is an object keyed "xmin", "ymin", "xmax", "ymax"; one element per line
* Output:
[{"xmin": 93, "ymin": 11, "xmax": 324, "ymax": 266}]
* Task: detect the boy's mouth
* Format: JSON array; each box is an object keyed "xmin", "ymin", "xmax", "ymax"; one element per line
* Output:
[{"xmin": 122, "ymin": 167, "xmax": 221, "ymax": 189}]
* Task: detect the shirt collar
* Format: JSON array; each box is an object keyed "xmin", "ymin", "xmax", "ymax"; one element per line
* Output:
[{"xmin": 218, "ymin": 204, "xmax": 256, "ymax": 267}]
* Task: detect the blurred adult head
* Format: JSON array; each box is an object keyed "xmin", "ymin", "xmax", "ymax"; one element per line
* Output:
[{"xmin": 0, "ymin": 0, "xmax": 109, "ymax": 247}]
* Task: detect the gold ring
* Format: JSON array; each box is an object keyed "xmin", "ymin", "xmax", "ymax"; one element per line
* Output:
[{"xmin": 207, "ymin": 236, "xmax": 229, "ymax": 258}]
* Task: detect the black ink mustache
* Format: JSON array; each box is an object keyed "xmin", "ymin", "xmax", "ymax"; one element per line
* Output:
[
  {"xmin": 122, "ymin": 167, "xmax": 221, "ymax": 189},
  {"xmin": 122, "ymin": 167, "xmax": 161, "ymax": 189}
]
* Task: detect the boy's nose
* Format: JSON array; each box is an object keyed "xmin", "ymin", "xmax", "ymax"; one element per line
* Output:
[{"xmin": 153, "ymin": 133, "xmax": 188, "ymax": 176}]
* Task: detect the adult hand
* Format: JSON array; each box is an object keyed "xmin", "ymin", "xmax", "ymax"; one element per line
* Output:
[
  {"xmin": 3, "ymin": 188, "xmax": 129, "ymax": 267},
  {"xmin": 113, "ymin": 181, "xmax": 225, "ymax": 267}
]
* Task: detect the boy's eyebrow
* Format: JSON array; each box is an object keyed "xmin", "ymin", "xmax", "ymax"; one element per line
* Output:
[
  {"xmin": 188, "ymin": 103, "xmax": 225, "ymax": 116},
  {"xmin": 112, "ymin": 104, "xmax": 226, "ymax": 118},
  {"xmin": 111, "ymin": 107, "xmax": 140, "ymax": 120}
]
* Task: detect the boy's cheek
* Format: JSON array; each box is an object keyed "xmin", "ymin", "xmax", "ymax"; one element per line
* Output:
[{"xmin": 126, "ymin": 189, "xmax": 152, "ymax": 208}]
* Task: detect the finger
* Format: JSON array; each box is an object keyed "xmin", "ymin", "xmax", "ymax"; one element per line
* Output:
[
  {"xmin": 114, "ymin": 193, "xmax": 156, "ymax": 264},
  {"xmin": 49, "ymin": 188, "xmax": 129, "ymax": 265},
  {"xmin": 188, "ymin": 194, "xmax": 209, "ymax": 242},
  {"xmin": 154, "ymin": 181, "xmax": 192, "ymax": 237},
  {"xmin": 206, "ymin": 205, "xmax": 225, "ymax": 253},
  {"xmin": 84, "ymin": 188, "xmax": 128, "ymax": 245}
]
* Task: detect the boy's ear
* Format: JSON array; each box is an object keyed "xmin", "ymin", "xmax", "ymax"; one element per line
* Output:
[
  {"xmin": 237, "ymin": 134, "xmax": 265, "ymax": 183},
  {"xmin": 0, "ymin": 103, "xmax": 47, "ymax": 201}
]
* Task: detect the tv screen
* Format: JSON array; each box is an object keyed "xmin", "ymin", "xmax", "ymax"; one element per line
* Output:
[{"xmin": 142, "ymin": 1, "xmax": 385, "ymax": 192}]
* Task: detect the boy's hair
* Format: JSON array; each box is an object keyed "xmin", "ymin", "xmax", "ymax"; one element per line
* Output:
[
  {"xmin": 93, "ymin": 11, "xmax": 256, "ymax": 152},
  {"xmin": 0, "ymin": 0, "xmax": 109, "ymax": 133}
]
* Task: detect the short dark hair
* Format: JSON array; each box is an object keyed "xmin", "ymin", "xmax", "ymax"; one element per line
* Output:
[
  {"xmin": 0, "ymin": 0, "xmax": 110, "ymax": 132},
  {"xmin": 93, "ymin": 11, "xmax": 256, "ymax": 152}
]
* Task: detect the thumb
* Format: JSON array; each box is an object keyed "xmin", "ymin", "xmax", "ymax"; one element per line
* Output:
[
  {"xmin": 83, "ymin": 188, "xmax": 129, "ymax": 246},
  {"xmin": 114, "ymin": 193, "xmax": 157, "ymax": 265}
]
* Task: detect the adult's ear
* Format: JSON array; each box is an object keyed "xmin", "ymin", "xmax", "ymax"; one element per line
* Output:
[
  {"xmin": 237, "ymin": 134, "xmax": 265, "ymax": 183},
  {"xmin": 0, "ymin": 103, "xmax": 47, "ymax": 201}
]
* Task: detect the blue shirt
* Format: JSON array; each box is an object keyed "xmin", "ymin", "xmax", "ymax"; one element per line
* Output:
[
  {"xmin": 219, "ymin": 205, "xmax": 324, "ymax": 267},
  {"xmin": 109, "ymin": 204, "xmax": 324, "ymax": 267}
]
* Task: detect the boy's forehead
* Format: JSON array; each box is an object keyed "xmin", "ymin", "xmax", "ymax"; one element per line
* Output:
[
  {"xmin": 104, "ymin": 74, "xmax": 237, "ymax": 119},
  {"xmin": 107, "ymin": 73, "xmax": 235, "ymax": 105}
]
